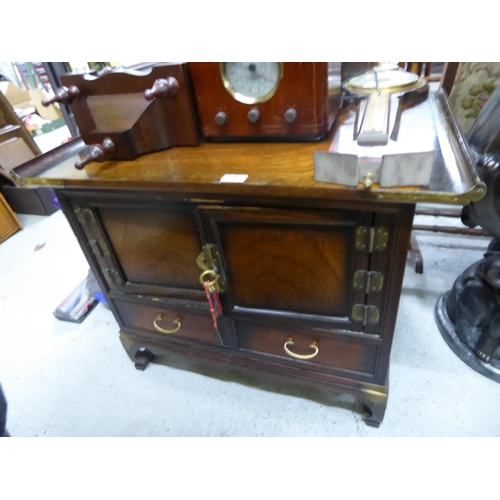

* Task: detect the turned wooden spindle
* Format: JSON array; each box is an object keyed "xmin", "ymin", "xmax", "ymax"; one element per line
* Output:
[
  {"xmin": 75, "ymin": 138, "xmax": 115, "ymax": 170},
  {"xmin": 144, "ymin": 77, "xmax": 179, "ymax": 100},
  {"xmin": 41, "ymin": 85, "xmax": 80, "ymax": 107}
]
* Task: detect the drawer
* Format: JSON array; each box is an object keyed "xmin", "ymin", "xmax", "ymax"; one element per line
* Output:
[
  {"xmin": 234, "ymin": 320, "xmax": 379, "ymax": 378},
  {"xmin": 113, "ymin": 298, "xmax": 224, "ymax": 346}
]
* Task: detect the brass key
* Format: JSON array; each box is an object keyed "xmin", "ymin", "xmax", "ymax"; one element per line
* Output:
[{"xmin": 199, "ymin": 270, "xmax": 219, "ymax": 292}]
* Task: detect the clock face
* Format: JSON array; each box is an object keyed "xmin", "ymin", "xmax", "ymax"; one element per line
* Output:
[
  {"xmin": 348, "ymin": 69, "xmax": 419, "ymax": 92},
  {"xmin": 220, "ymin": 62, "xmax": 283, "ymax": 104}
]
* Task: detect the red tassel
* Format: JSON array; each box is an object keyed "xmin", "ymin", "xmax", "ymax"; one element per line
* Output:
[{"xmin": 204, "ymin": 280, "xmax": 223, "ymax": 329}]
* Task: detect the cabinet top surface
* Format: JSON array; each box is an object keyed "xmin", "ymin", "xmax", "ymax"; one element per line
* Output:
[{"xmin": 11, "ymin": 109, "xmax": 485, "ymax": 205}]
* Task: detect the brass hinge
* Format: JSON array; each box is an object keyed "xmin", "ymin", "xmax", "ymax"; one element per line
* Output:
[
  {"xmin": 353, "ymin": 270, "xmax": 384, "ymax": 293},
  {"xmin": 196, "ymin": 243, "xmax": 226, "ymax": 293},
  {"xmin": 352, "ymin": 304, "xmax": 380, "ymax": 325},
  {"xmin": 74, "ymin": 207, "xmax": 96, "ymax": 226},
  {"xmin": 103, "ymin": 267, "xmax": 123, "ymax": 286},
  {"xmin": 355, "ymin": 227, "xmax": 388, "ymax": 252},
  {"xmin": 89, "ymin": 239, "xmax": 110, "ymax": 258}
]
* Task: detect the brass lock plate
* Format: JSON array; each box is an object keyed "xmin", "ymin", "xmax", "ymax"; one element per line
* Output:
[{"xmin": 196, "ymin": 244, "xmax": 226, "ymax": 293}]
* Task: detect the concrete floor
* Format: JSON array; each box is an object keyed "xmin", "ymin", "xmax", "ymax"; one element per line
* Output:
[{"xmin": 1, "ymin": 209, "xmax": 499, "ymax": 436}]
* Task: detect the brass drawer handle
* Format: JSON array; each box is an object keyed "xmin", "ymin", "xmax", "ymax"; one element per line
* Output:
[
  {"xmin": 283, "ymin": 337, "xmax": 319, "ymax": 360},
  {"xmin": 153, "ymin": 314, "xmax": 181, "ymax": 334}
]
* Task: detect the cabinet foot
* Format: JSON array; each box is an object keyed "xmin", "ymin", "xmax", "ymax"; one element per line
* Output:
[
  {"xmin": 134, "ymin": 349, "xmax": 155, "ymax": 371},
  {"xmin": 361, "ymin": 389, "xmax": 388, "ymax": 428},
  {"xmin": 120, "ymin": 332, "xmax": 156, "ymax": 371}
]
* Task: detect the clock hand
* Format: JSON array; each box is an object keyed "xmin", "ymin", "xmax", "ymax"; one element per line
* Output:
[{"xmin": 248, "ymin": 64, "xmax": 274, "ymax": 83}]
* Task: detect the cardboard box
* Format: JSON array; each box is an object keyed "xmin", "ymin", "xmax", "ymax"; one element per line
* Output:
[
  {"xmin": 0, "ymin": 82, "xmax": 63, "ymax": 122},
  {"xmin": 29, "ymin": 88, "xmax": 63, "ymax": 121},
  {"xmin": 0, "ymin": 81, "xmax": 34, "ymax": 113},
  {"xmin": 0, "ymin": 137, "xmax": 36, "ymax": 170}
]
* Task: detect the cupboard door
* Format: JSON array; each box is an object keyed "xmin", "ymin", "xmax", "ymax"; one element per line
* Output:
[
  {"xmin": 98, "ymin": 205, "xmax": 201, "ymax": 288},
  {"xmin": 68, "ymin": 194, "xmax": 205, "ymax": 300},
  {"xmin": 198, "ymin": 206, "xmax": 372, "ymax": 331}
]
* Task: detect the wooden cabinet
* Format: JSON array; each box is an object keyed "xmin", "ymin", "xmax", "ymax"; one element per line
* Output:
[
  {"xmin": 56, "ymin": 187, "xmax": 414, "ymax": 427},
  {"xmin": 0, "ymin": 192, "xmax": 22, "ymax": 244},
  {"xmin": 10, "ymin": 91, "xmax": 483, "ymax": 427}
]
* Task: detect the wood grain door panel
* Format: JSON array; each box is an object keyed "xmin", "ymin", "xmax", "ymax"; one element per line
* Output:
[
  {"xmin": 220, "ymin": 223, "xmax": 350, "ymax": 315},
  {"xmin": 97, "ymin": 205, "xmax": 201, "ymax": 289}
]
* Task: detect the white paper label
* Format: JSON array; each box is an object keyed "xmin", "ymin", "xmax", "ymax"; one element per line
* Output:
[{"xmin": 220, "ymin": 174, "xmax": 248, "ymax": 183}]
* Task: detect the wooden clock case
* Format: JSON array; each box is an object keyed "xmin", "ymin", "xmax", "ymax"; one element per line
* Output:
[{"xmin": 189, "ymin": 62, "xmax": 341, "ymax": 141}]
